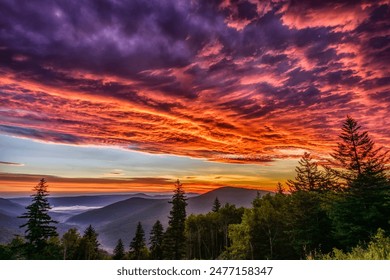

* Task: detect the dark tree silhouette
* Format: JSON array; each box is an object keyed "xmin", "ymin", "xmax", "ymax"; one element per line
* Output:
[
  {"xmin": 77, "ymin": 225, "xmax": 101, "ymax": 260},
  {"xmin": 129, "ymin": 222, "xmax": 148, "ymax": 260},
  {"xmin": 163, "ymin": 179, "xmax": 188, "ymax": 259},
  {"xmin": 149, "ymin": 220, "xmax": 164, "ymax": 260},
  {"xmin": 330, "ymin": 116, "xmax": 390, "ymax": 249},
  {"xmin": 18, "ymin": 178, "xmax": 58, "ymax": 257},
  {"xmin": 113, "ymin": 238, "xmax": 126, "ymax": 260},
  {"xmin": 276, "ymin": 182, "xmax": 285, "ymax": 194},
  {"xmin": 287, "ymin": 153, "xmax": 330, "ymax": 193},
  {"xmin": 212, "ymin": 197, "xmax": 221, "ymax": 212},
  {"xmin": 331, "ymin": 116, "xmax": 388, "ymax": 182},
  {"xmin": 288, "ymin": 191, "xmax": 334, "ymax": 257}
]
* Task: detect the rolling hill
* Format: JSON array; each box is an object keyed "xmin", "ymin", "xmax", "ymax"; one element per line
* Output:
[
  {"xmin": 187, "ymin": 186, "xmax": 267, "ymax": 213},
  {"xmin": 0, "ymin": 198, "xmax": 26, "ymax": 243},
  {"xmin": 8, "ymin": 193, "xmax": 167, "ymax": 208},
  {"xmin": 67, "ymin": 197, "xmax": 169, "ymax": 226},
  {"xmin": 0, "ymin": 198, "xmax": 25, "ymax": 216}
]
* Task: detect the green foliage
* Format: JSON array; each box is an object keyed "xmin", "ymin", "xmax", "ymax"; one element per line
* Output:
[
  {"xmin": 249, "ymin": 193, "xmax": 294, "ymax": 259},
  {"xmin": 62, "ymin": 228, "xmax": 81, "ymax": 260},
  {"xmin": 77, "ymin": 225, "xmax": 101, "ymax": 260},
  {"xmin": 41, "ymin": 236, "xmax": 63, "ymax": 259},
  {"xmin": 218, "ymin": 203, "xmax": 245, "ymax": 248},
  {"xmin": 221, "ymin": 214, "xmax": 252, "ymax": 260},
  {"xmin": 329, "ymin": 185, "xmax": 390, "ymax": 249},
  {"xmin": 113, "ymin": 238, "xmax": 126, "ymax": 260},
  {"xmin": 317, "ymin": 229, "xmax": 390, "ymax": 260},
  {"xmin": 149, "ymin": 220, "xmax": 164, "ymax": 259},
  {"xmin": 287, "ymin": 191, "xmax": 333, "ymax": 257},
  {"xmin": 129, "ymin": 222, "xmax": 149, "ymax": 260},
  {"xmin": 226, "ymin": 191, "xmax": 334, "ymax": 259},
  {"xmin": 0, "ymin": 244, "xmax": 11, "ymax": 260},
  {"xmin": 0, "ymin": 236, "xmax": 26, "ymax": 260},
  {"xmin": 18, "ymin": 178, "xmax": 58, "ymax": 259},
  {"xmin": 186, "ymin": 203, "xmax": 244, "ymax": 259},
  {"xmin": 163, "ymin": 179, "xmax": 188, "ymax": 259},
  {"xmin": 186, "ymin": 213, "xmax": 218, "ymax": 259}
]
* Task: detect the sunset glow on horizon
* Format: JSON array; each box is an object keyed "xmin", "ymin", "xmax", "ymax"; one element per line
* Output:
[{"xmin": 1, "ymin": 1, "xmax": 389, "ymax": 195}]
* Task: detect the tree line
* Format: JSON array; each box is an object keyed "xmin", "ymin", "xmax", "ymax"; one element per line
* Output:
[
  {"xmin": 0, "ymin": 179, "xmax": 189, "ymax": 260},
  {"xmin": 0, "ymin": 116, "xmax": 389, "ymax": 259}
]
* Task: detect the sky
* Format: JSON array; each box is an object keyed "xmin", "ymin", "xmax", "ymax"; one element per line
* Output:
[{"xmin": 0, "ymin": 0, "xmax": 389, "ymax": 195}]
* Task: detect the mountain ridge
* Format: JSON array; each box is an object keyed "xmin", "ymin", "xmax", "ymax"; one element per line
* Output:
[{"xmin": 73, "ymin": 186, "xmax": 270, "ymax": 250}]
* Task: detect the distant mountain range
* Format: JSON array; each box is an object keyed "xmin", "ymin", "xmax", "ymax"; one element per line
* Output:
[
  {"xmin": 0, "ymin": 198, "xmax": 25, "ymax": 242},
  {"xmin": 0, "ymin": 187, "xmax": 269, "ymax": 251},
  {"xmin": 8, "ymin": 193, "xmax": 176, "ymax": 207}
]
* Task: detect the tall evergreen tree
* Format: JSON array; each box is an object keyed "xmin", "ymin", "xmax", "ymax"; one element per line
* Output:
[
  {"xmin": 330, "ymin": 116, "xmax": 390, "ymax": 249},
  {"xmin": 212, "ymin": 197, "xmax": 221, "ymax": 212},
  {"xmin": 18, "ymin": 178, "xmax": 58, "ymax": 258},
  {"xmin": 129, "ymin": 222, "xmax": 148, "ymax": 260},
  {"xmin": 113, "ymin": 238, "xmax": 126, "ymax": 260},
  {"xmin": 149, "ymin": 220, "xmax": 164, "ymax": 259},
  {"xmin": 163, "ymin": 179, "xmax": 188, "ymax": 259},
  {"xmin": 77, "ymin": 225, "xmax": 101, "ymax": 260},
  {"xmin": 331, "ymin": 116, "xmax": 388, "ymax": 182}
]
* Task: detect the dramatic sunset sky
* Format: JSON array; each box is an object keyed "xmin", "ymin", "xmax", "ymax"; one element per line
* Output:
[{"xmin": 0, "ymin": 0, "xmax": 389, "ymax": 195}]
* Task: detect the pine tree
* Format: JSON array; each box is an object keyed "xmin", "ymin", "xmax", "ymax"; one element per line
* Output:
[
  {"xmin": 77, "ymin": 225, "xmax": 101, "ymax": 260},
  {"xmin": 330, "ymin": 116, "xmax": 390, "ymax": 249},
  {"xmin": 113, "ymin": 238, "xmax": 126, "ymax": 260},
  {"xmin": 129, "ymin": 222, "xmax": 148, "ymax": 260},
  {"xmin": 163, "ymin": 179, "xmax": 188, "ymax": 259},
  {"xmin": 331, "ymin": 116, "xmax": 388, "ymax": 182},
  {"xmin": 276, "ymin": 182, "xmax": 285, "ymax": 194},
  {"xmin": 18, "ymin": 178, "xmax": 58, "ymax": 258},
  {"xmin": 287, "ymin": 152, "xmax": 330, "ymax": 193},
  {"xmin": 288, "ymin": 191, "xmax": 334, "ymax": 257},
  {"xmin": 212, "ymin": 197, "xmax": 221, "ymax": 212},
  {"xmin": 149, "ymin": 220, "xmax": 164, "ymax": 259}
]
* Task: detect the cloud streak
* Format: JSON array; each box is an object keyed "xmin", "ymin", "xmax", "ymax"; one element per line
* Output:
[
  {"xmin": 0, "ymin": 161, "xmax": 24, "ymax": 166},
  {"xmin": 0, "ymin": 172, "xmax": 241, "ymax": 194}
]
